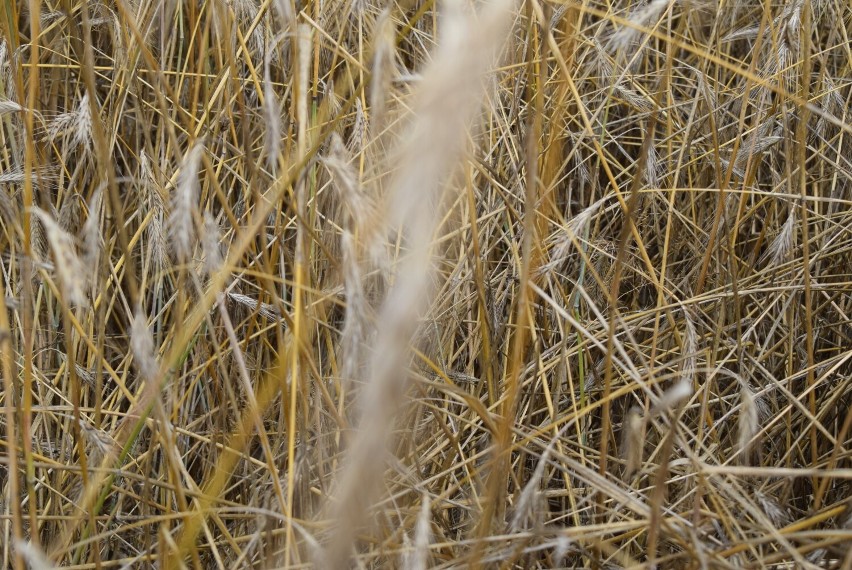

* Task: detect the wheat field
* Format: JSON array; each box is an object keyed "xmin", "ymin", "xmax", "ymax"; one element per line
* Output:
[{"xmin": 0, "ymin": 0, "xmax": 851, "ymax": 567}]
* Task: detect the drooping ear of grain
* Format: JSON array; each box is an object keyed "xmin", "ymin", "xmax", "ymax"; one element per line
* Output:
[
  {"xmin": 168, "ymin": 140, "xmax": 205, "ymax": 263},
  {"xmin": 82, "ymin": 186, "xmax": 103, "ymax": 291},
  {"xmin": 608, "ymin": 0, "xmax": 672, "ymax": 53},
  {"xmin": 14, "ymin": 540, "xmax": 53, "ymax": 570},
  {"xmin": 539, "ymin": 195, "xmax": 608, "ymax": 277},
  {"xmin": 131, "ymin": 307, "xmax": 158, "ymax": 385},
  {"xmin": 738, "ymin": 382, "xmax": 760, "ymax": 461},
  {"xmin": 47, "ymin": 91, "xmax": 93, "ymax": 153},
  {"xmin": 369, "ymin": 9, "xmax": 397, "ymax": 133},
  {"xmin": 510, "ymin": 444, "xmax": 551, "ymax": 532},
  {"xmin": 263, "ymin": 53, "xmax": 283, "ymax": 174},
  {"xmin": 622, "ymin": 407, "xmax": 645, "ymax": 478},
  {"xmin": 339, "ymin": 229, "xmax": 366, "ymax": 386},
  {"xmin": 201, "ymin": 211, "xmax": 223, "ymax": 277},
  {"xmin": 402, "ymin": 493, "xmax": 432, "ymax": 570},
  {"xmin": 761, "ymin": 207, "xmax": 797, "ymax": 267},
  {"xmin": 30, "ymin": 207, "xmax": 86, "ymax": 306}
]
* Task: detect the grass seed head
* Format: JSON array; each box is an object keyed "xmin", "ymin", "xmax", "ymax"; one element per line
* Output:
[
  {"xmin": 82, "ymin": 187, "xmax": 103, "ymax": 289},
  {"xmin": 47, "ymin": 91, "xmax": 93, "ymax": 153},
  {"xmin": 609, "ymin": 0, "xmax": 673, "ymax": 54},
  {"xmin": 622, "ymin": 407, "xmax": 645, "ymax": 478},
  {"xmin": 369, "ymin": 9, "xmax": 397, "ymax": 132},
  {"xmin": 131, "ymin": 307, "xmax": 158, "ymax": 384},
  {"xmin": 168, "ymin": 139, "xmax": 205, "ymax": 263},
  {"xmin": 738, "ymin": 382, "xmax": 760, "ymax": 460},
  {"xmin": 30, "ymin": 206, "xmax": 87, "ymax": 306},
  {"xmin": 202, "ymin": 211, "xmax": 223, "ymax": 277},
  {"xmin": 403, "ymin": 493, "xmax": 432, "ymax": 570},
  {"xmin": 263, "ymin": 52, "xmax": 282, "ymax": 174},
  {"xmin": 761, "ymin": 207, "xmax": 797, "ymax": 267}
]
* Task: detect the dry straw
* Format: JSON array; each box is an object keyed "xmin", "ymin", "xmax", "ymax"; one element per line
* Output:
[{"xmin": 3, "ymin": 0, "xmax": 851, "ymax": 565}]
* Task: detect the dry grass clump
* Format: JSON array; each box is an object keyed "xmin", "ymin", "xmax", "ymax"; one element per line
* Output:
[{"xmin": 0, "ymin": 0, "xmax": 851, "ymax": 567}]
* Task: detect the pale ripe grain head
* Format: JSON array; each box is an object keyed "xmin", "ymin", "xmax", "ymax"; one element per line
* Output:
[{"xmin": 30, "ymin": 207, "xmax": 87, "ymax": 306}]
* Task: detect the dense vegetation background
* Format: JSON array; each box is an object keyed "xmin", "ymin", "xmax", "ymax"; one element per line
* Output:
[{"xmin": 0, "ymin": 0, "xmax": 850, "ymax": 566}]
